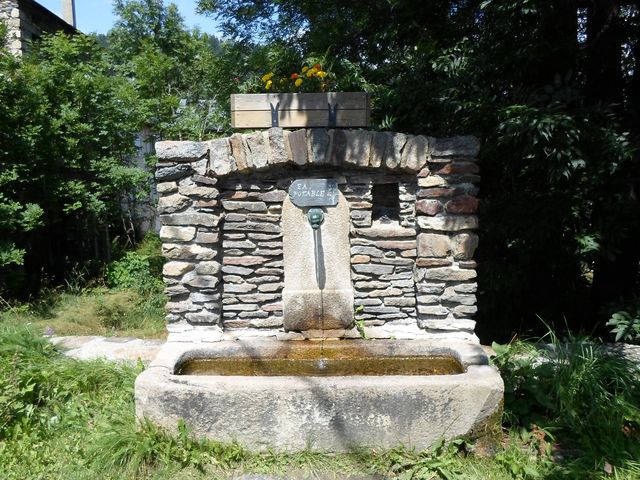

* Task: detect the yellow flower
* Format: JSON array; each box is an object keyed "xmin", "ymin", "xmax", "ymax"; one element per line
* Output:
[
  {"xmin": 295, "ymin": 78, "xmax": 303, "ymax": 87},
  {"xmin": 301, "ymin": 66, "xmax": 309, "ymax": 73},
  {"xmin": 261, "ymin": 72, "xmax": 274, "ymax": 82},
  {"xmin": 316, "ymin": 70, "xmax": 327, "ymax": 78},
  {"xmin": 306, "ymin": 68, "xmax": 317, "ymax": 77},
  {"xmin": 265, "ymin": 79, "xmax": 273, "ymax": 90}
]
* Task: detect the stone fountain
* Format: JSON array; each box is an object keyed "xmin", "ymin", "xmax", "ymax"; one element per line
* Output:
[{"xmin": 135, "ymin": 128, "xmax": 503, "ymax": 452}]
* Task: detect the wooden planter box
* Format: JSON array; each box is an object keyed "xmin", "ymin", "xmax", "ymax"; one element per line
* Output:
[{"xmin": 230, "ymin": 92, "xmax": 370, "ymax": 129}]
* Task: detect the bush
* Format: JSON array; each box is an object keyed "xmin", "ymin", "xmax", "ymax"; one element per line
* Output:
[{"xmin": 493, "ymin": 334, "xmax": 640, "ymax": 471}]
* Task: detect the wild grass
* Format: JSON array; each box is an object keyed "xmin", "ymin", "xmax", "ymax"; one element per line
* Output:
[
  {"xmin": 0, "ymin": 287, "xmax": 167, "ymax": 339},
  {"xmin": 1, "ymin": 324, "xmax": 638, "ymax": 479}
]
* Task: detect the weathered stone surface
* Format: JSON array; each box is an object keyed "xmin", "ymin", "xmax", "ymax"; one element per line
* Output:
[
  {"xmin": 454, "ymin": 283, "xmax": 477, "ymax": 293},
  {"xmin": 355, "ymin": 226, "xmax": 416, "ymax": 238},
  {"xmin": 135, "ymin": 340, "xmax": 503, "ymax": 451},
  {"xmin": 258, "ymin": 282, "xmax": 282, "ymax": 292},
  {"xmin": 156, "ymin": 140, "xmax": 207, "ymax": 162},
  {"xmin": 223, "ymin": 256, "xmax": 266, "ymax": 266},
  {"xmin": 453, "ymin": 305, "xmax": 478, "ymax": 317},
  {"xmin": 417, "ymin": 216, "xmax": 478, "ymax": 231},
  {"xmin": 185, "ymin": 311, "xmax": 220, "ymax": 324},
  {"xmin": 416, "ymin": 187, "xmax": 456, "ymax": 199},
  {"xmin": 157, "ymin": 182, "xmax": 177, "ymax": 194},
  {"xmin": 267, "ymin": 128, "xmax": 288, "ymax": 165},
  {"xmin": 259, "ymin": 190, "xmax": 286, "ymax": 202},
  {"xmin": 245, "ymin": 131, "xmax": 269, "ymax": 170},
  {"xmin": 434, "ymin": 161, "xmax": 480, "ymax": 175},
  {"xmin": 418, "ymin": 175, "xmax": 447, "ymax": 188},
  {"xmin": 162, "ymin": 261, "xmax": 194, "ymax": 277},
  {"xmin": 159, "ymin": 226, "xmax": 196, "ymax": 242},
  {"xmin": 351, "ymin": 255, "xmax": 370, "ymax": 264},
  {"xmin": 414, "ymin": 267, "xmax": 477, "ymax": 282},
  {"xmin": 374, "ymin": 240, "xmax": 417, "ymax": 250},
  {"xmin": 161, "ymin": 213, "xmax": 219, "ymax": 227},
  {"xmin": 196, "ymin": 231, "xmax": 220, "ymax": 244},
  {"xmin": 286, "ymin": 129, "xmax": 308, "ymax": 165},
  {"xmin": 222, "ymin": 200, "xmax": 268, "ymax": 212},
  {"xmin": 401, "ymin": 135, "xmax": 429, "ymax": 171},
  {"xmin": 183, "ymin": 272, "xmax": 219, "ymax": 289},
  {"xmin": 195, "ymin": 261, "xmax": 221, "ymax": 275},
  {"xmin": 415, "ymin": 258, "xmax": 452, "ymax": 267},
  {"xmin": 229, "ymin": 133, "xmax": 251, "ymax": 171},
  {"xmin": 345, "ymin": 130, "xmax": 373, "ymax": 167},
  {"xmin": 385, "ymin": 132, "xmax": 407, "ymax": 170},
  {"xmin": 224, "ymin": 283, "xmax": 257, "ymax": 293},
  {"xmin": 308, "ymin": 128, "xmax": 331, "ymax": 165},
  {"xmin": 223, "ymin": 239, "xmax": 256, "ymax": 249},
  {"xmin": 453, "ymin": 232, "xmax": 479, "ymax": 260},
  {"xmin": 417, "ymin": 233, "xmax": 451, "ymax": 258},
  {"xmin": 416, "ymin": 199, "xmax": 443, "ymax": 216},
  {"xmin": 193, "ymin": 174, "xmax": 217, "ymax": 186},
  {"xmin": 352, "ymin": 264, "xmax": 395, "ymax": 275},
  {"xmin": 351, "ymin": 246, "xmax": 384, "ymax": 257},
  {"xmin": 446, "ymin": 196, "xmax": 479, "ymax": 214},
  {"xmin": 421, "ymin": 318, "xmax": 476, "ymax": 331},
  {"xmin": 430, "ymin": 136, "xmax": 480, "ymax": 157},
  {"xmin": 225, "ymin": 222, "xmax": 280, "ymax": 233},
  {"xmin": 163, "ymin": 244, "xmax": 217, "ymax": 260},
  {"xmin": 369, "ymin": 131, "xmax": 389, "ymax": 168},
  {"xmin": 417, "ymin": 305, "xmax": 449, "ymax": 316},
  {"xmin": 385, "ymin": 297, "xmax": 417, "ymax": 307},
  {"xmin": 178, "ymin": 185, "xmax": 219, "ymax": 199},
  {"xmin": 158, "ymin": 194, "xmax": 191, "ymax": 214},
  {"xmin": 282, "ymin": 192, "xmax": 353, "ymax": 331},
  {"xmin": 221, "ymin": 265, "xmax": 253, "ymax": 275}
]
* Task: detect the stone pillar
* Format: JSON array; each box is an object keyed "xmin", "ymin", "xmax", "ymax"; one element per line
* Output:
[
  {"xmin": 414, "ymin": 136, "xmax": 481, "ymax": 340},
  {"xmin": 155, "ymin": 141, "xmax": 226, "ymax": 340},
  {"xmin": 282, "ymin": 192, "xmax": 354, "ymax": 331}
]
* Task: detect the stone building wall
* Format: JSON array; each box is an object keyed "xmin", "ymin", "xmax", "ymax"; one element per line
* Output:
[
  {"xmin": 1, "ymin": 0, "xmax": 75, "ymax": 56},
  {"xmin": 155, "ymin": 128, "xmax": 480, "ymax": 342}
]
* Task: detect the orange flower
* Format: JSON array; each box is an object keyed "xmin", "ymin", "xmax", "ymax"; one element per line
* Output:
[
  {"xmin": 313, "ymin": 63, "xmax": 321, "ymax": 70},
  {"xmin": 290, "ymin": 73, "xmax": 299, "ymax": 79}
]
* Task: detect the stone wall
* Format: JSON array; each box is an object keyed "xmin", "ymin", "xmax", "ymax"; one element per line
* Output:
[
  {"xmin": 155, "ymin": 128, "xmax": 480, "ymax": 342},
  {"xmin": 1, "ymin": 0, "xmax": 75, "ymax": 56}
]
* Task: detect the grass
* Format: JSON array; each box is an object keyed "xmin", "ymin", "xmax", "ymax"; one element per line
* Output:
[
  {"xmin": 0, "ymin": 287, "xmax": 167, "ymax": 339},
  {"xmin": 1, "ymin": 324, "xmax": 639, "ymax": 479}
]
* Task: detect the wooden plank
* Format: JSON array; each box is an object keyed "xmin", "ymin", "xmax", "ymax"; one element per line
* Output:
[
  {"xmin": 231, "ymin": 92, "xmax": 369, "ymax": 111},
  {"xmin": 231, "ymin": 109, "xmax": 369, "ymax": 129}
]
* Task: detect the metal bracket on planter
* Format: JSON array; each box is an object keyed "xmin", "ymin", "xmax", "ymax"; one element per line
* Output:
[
  {"xmin": 270, "ymin": 101, "xmax": 280, "ymax": 127},
  {"xmin": 327, "ymin": 103, "xmax": 338, "ymax": 128}
]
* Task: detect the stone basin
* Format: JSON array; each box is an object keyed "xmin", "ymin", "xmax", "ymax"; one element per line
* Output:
[{"xmin": 135, "ymin": 338, "xmax": 503, "ymax": 452}]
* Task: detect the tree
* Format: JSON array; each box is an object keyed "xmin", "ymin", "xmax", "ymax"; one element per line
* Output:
[
  {"xmin": 199, "ymin": 0, "xmax": 640, "ymax": 339},
  {"xmin": 0, "ymin": 33, "xmax": 147, "ymax": 297}
]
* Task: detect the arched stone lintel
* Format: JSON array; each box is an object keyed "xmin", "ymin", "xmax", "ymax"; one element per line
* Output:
[{"xmin": 155, "ymin": 128, "xmax": 480, "ymax": 179}]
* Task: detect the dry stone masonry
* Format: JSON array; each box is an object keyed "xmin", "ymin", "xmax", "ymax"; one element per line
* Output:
[{"xmin": 156, "ymin": 128, "xmax": 480, "ymax": 342}]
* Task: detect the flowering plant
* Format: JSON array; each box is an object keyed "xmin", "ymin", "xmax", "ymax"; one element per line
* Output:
[{"xmin": 259, "ymin": 63, "xmax": 335, "ymax": 93}]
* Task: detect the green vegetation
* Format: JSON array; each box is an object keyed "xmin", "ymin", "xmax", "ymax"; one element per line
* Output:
[
  {"xmin": 197, "ymin": 0, "xmax": 640, "ymax": 341},
  {"xmin": 0, "ymin": 233, "xmax": 166, "ymax": 339},
  {"xmin": 1, "ymin": 326, "xmax": 638, "ymax": 479}
]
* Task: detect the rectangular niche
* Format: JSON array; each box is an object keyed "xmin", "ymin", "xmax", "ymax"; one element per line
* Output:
[{"xmin": 372, "ymin": 183, "xmax": 400, "ymax": 224}]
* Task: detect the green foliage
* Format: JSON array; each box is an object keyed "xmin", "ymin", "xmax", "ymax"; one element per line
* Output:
[
  {"xmin": 493, "ymin": 333, "xmax": 640, "ymax": 471},
  {"xmin": 91, "ymin": 417, "xmax": 248, "ymax": 476},
  {"xmin": 0, "ymin": 32, "xmax": 148, "ymax": 296},
  {"xmin": 383, "ymin": 439, "xmax": 465, "ymax": 479},
  {"xmin": 606, "ymin": 299, "xmax": 640, "ymax": 343},
  {"xmin": 0, "ymin": 325, "xmax": 138, "ymax": 440},
  {"xmin": 199, "ymin": 0, "xmax": 640, "ymax": 339}
]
